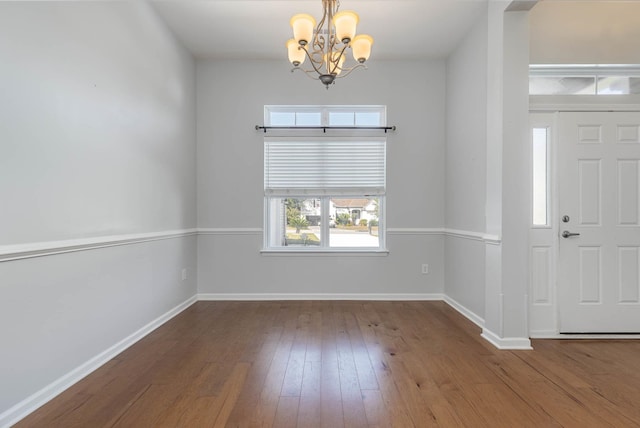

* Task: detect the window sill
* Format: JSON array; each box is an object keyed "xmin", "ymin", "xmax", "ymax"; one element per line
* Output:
[{"xmin": 260, "ymin": 248, "xmax": 389, "ymax": 256}]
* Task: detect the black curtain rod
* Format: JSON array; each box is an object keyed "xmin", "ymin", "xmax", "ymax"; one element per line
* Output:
[{"xmin": 255, "ymin": 125, "xmax": 396, "ymax": 133}]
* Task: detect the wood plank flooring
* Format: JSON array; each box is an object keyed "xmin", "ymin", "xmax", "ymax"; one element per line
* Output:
[{"xmin": 16, "ymin": 301, "xmax": 640, "ymax": 427}]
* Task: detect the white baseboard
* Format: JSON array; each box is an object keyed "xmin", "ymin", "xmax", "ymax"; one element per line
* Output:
[
  {"xmin": 0, "ymin": 295, "xmax": 198, "ymax": 428},
  {"xmin": 529, "ymin": 329, "xmax": 559, "ymax": 338},
  {"xmin": 481, "ymin": 328, "xmax": 532, "ymax": 350},
  {"xmin": 198, "ymin": 293, "xmax": 445, "ymax": 301},
  {"xmin": 530, "ymin": 332, "xmax": 640, "ymax": 339},
  {"xmin": 443, "ymin": 296, "xmax": 485, "ymax": 328}
]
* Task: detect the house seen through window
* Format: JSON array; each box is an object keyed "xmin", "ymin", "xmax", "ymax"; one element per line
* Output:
[{"xmin": 263, "ymin": 106, "xmax": 386, "ymax": 251}]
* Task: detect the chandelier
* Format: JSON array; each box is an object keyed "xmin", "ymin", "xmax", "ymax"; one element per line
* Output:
[{"xmin": 286, "ymin": 0, "xmax": 373, "ymax": 88}]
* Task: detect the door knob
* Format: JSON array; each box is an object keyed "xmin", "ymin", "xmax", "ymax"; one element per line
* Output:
[{"xmin": 562, "ymin": 230, "xmax": 580, "ymax": 238}]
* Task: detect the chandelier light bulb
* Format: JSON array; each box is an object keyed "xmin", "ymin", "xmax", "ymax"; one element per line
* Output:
[
  {"xmin": 333, "ymin": 10, "xmax": 359, "ymax": 44},
  {"xmin": 286, "ymin": 39, "xmax": 305, "ymax": 66},
  {"xmin": 290, "ymin": 14, "xmax": 316, "ymax": 46},
  {"xmin": 351, "ymin": 34, "xmax": 373, "ymax": 63}
]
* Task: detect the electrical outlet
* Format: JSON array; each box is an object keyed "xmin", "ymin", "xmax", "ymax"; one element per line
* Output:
[
  {"xmin": 421, "ymin": 264, "xmax": 429, "ymax": 274},
  {"xmin": 181, "ymin": 268, "xmax": 187, "ymax": 281}
]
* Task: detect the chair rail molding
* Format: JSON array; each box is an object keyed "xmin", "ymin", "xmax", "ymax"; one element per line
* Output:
[
  {"xmin": 0, "ymin": 229, "xmax": 198, "ymax": 263},
  {"xmin": 197, "ymin": 228, "xmax": 263, "ymax": 235}
]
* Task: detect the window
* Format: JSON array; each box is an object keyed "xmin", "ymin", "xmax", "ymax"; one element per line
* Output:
[
  {"xmin": 263, "ymin": 106, "xmax": 386, "ymax": 251},
  {"xmin": 529, "ymin": 65, "xmax": 640, "ymax": 95},
  {"xmin": 530, "ymin": 75, "xmax": 597, "ymax": 95},
  {"xmin": 532, "ymin": 127, "xmax": 549, "ymax": 226}
]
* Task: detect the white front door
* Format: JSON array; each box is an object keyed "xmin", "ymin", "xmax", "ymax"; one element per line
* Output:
[{"xmin": 558, "ymin": 112, "xmax": 640, "ymax": 333}]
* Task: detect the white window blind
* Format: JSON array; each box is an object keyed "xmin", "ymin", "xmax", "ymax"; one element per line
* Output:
[{"xmin": 264, "ymin": 137, "xmax": 386, "ymax": 196}]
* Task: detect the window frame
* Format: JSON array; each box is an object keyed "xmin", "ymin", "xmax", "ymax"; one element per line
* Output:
[
  {"xmin": 263, "ymin": 195, "xmax": 386, "ymax": 253},
  {"xmin": 262, "ymin": 105, "xmax": 388, "ymax": 253}
]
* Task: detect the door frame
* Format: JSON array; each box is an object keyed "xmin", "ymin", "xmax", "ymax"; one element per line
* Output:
[
  {"xmin": 528, "ymin": 100, "xmax": 640, "ymax": 338},
  {"xmin": 529, "ymin": 112, "xmax": 559, "ymax": 337}
]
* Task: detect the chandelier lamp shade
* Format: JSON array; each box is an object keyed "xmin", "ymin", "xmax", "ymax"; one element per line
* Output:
[{"xmin": 287, "ymin": 0, "xmax": 373, "ymax": 88}]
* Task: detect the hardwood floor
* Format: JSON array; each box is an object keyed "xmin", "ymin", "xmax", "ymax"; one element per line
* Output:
[{"xmin": 16, "ymin": 301, "xmax": 640, "ymax": 427}]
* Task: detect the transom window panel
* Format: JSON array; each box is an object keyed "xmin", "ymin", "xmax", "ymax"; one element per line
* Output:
[
  {"xmin": 265, "ymin": 105, "xmax": 386, "ymax": 127},
  {"xmin": 328, "ymin": 111, "xmax": 382, "ymax": 126},
  {"xmin": 269, "ymin": 111, "xmax": 322, "ymax": 126},
  {"xmin": 529, "ymin": 76, "xmax": 597, "ymax": 95},
  {"xmin": 529, "ymin": 65, "xmax": 640, "ymax": 95},
  {"xmin": 263, "ymin": 105, "xmax": 387, "ymax": 251}
]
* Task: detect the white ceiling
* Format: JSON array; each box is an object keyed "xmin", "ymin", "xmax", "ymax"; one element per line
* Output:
[{"xmin": 151, "ymin": 0, "xmax": 488, "ymax": 60}]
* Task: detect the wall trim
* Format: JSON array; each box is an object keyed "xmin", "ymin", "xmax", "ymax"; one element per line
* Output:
[
  {"xmin": 445, "ymin": 228, "xmax": 502, "ymax": 245},
  {"xmin": 482, "ymin": 235, "xmax": 502, "ymax": 245},
  {"xmin": 197, "ymin": 227, "xmax": 503, "ymax": 240},
  {"xmin": 530, "ymin": 332, "xmax": 640, "ymax": 339},
  {"xmin": 529, "ymin": 329, "xmax": 559, "ymax": 338},
  {"xmin": 386, "ymin": 228, "xmax": 444, "ymax": 235},
  {"xmin": 0, "ymin": 295, "xmax": 198, "ymax": 428},
  {"xmin": 481, "ymin": 328, "xmax": 533, "ymax": 350},
  {"xmin": 195, "ymin": 227, "xmax": 502, "ymax": 245},
  {"xmin": 445, "ymin": 228, "xmax": 485, "ymax": 242},
  {"xmin": 197, "ymin": 228, "xmax": 263, "ymax": 235},
  {"xmin": 198, "ymin": 293, "xmax": 445, "ymax": 301},
  {"xmin": 376, "ymin": 227, "xmax": 502, "ymax": 244},
  {"xmin": 529, "ymin": 93, "xmax": 640, "ymax": 112},
  {"xmin": 443, "ymin": 296, "xmax": 485, "ymax": 328},
  {"xmin": 0, "ymin": 229, "xmax": 198, "ymax": 263}
]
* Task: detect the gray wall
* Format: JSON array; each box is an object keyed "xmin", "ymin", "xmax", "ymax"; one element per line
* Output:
[
  {"xmin": 444, "ymin": 7, "xmax": 489, "ymax": 320},
  {"xmin": 0, "ymin": 2, "xmax": 197, "ymax": 418},
  {"xmin": 196, "ymin": 59, "xmax": 446, "ymax": 296}
]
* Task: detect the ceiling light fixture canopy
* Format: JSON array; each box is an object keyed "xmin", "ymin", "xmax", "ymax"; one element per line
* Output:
[{"xmin": 287, "ymin": 0, "xmax": 373, "ymax": 89}]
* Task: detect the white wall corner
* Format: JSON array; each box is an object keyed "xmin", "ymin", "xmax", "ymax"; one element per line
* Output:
[
  {"xmin": 0, "ymin": 295, "xmax": 198, "ymax": 428},
  {"xmin": 481, "ymin": 327, "xmax": 532, "ymax": 350},
  {"xmin": 443, "ymin": 296, "xmax": 485, "ymax": 328}
]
